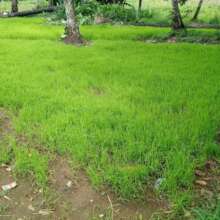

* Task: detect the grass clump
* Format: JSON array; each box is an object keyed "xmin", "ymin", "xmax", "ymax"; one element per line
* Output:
[
  {"xmin": 0, "ymin": 142, "xmax": 13, "ymax": 164},
  {"xmin": 105, "ymin": 165, "xmax": 148, "ymax": 198},
  {"xmin": 13, "ymin": 144, "xmax": 49, "ymax": 187},
  {"xmin": 193, "ymin": 199, "xmax": 220, "ymax": 220},
  {"xmin": 0, "ymin": 133, "xmax": 49, "ymax": 188}
]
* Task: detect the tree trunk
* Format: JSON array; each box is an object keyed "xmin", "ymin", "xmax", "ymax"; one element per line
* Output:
[
  {"xmin": 192, "ymin": 0, "xmax": 203, "ymax": 21},
  {"xmin": 11, "ymin": 0, "xmax": 18, "ymax": 13},
  {"xmin": 48, "ymin": 0, "xmax": 54, "ymax": 7},
  {"xmin": 171, "ymin": 0, "xmax": 185, "ymax": 30},
  {"xmin": 138, "ymin": 0, "xmax": 142, "ymax": 15},
  {"xmin": 63, "ymin": 0, "xmax": 83, "ymax": 44}
]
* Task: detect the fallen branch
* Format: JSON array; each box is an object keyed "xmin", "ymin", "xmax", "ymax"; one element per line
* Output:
[{"xmin": 1, "ymin": 7, "xmax": 56, "ymax": 17}]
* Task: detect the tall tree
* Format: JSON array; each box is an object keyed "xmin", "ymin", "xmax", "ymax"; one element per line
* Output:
[
  {"xmin": 192, "ymin": 0, "xmax": 204, "ymax": 21},
  {"xmin": 11, "ymin": 0, "xmax": 18, "ymax": 13},
  {"xmin": 63, "ymin": 0, "xmax": 83, "ymax": 44},
  {"xmin": 48, "ymin": 0, "xmax": 59, "ymax": 7},
  {"xmin": 138, "ymin": 0, "xmax": 142, "ymax": 15},
  {"xmin": 48, "ymin": 0, "xmax": 55, "ymax": 7},
  {"xmin": 171, "ymin": 0, "xmax": 185, "ymax": 30}
]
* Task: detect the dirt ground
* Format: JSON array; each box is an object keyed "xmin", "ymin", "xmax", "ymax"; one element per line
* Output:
[{"xmin": 0, "ymin": 109, "xmax": 166, "ymax": 220}]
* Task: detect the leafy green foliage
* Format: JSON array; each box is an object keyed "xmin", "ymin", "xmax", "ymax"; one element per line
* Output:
[
  {"xmin": 52, "ymin": 2, "xmax": 138, "ymax": 24},
  {"xmin": 97, "ymin": 4, "xmax": 137, "ymax": 22},
  {"xmin": 76, "ymin": 0, "xmax": 99, "ymax": 24}
]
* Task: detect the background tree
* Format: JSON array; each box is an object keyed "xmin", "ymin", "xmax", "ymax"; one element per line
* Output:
[
  {"xmin": 96, "ymin": 0, "xmax": 125, "ymax": 4},
  {"xmin": 11, "ymin": 0, "xmax": 18, "ymax": 13},
  {"xmin": 63, "ymin": 0, "xmax": 83, "ymax": 44},
  {"xmin": 171, "ymin": 0, "xmax": 185, "ymax": 30},
  {"xmin": 48, "ymin": 0, "xmax": 55, "ymax": 7},
  {"xmin": 48, "ymin": 0, "xmax": 60, "ymax": 7},
  {"xmin": 138, "ymin": 0, "xmax": 142, "ymax": 16},
  {"xmin": 192, "ymin": 0, "xmax": 204, "ymax": 21}
]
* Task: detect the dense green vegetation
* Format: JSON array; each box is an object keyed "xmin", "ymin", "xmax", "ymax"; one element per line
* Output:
[
  {"xmin": 0, "ymin": 17, "xmax": 220, "ymax": 218},
  {"xmin": 1, "ymin": 0, "xmax": 220, "ymax": 25},
  {"xmin": 129, "ymin": 0, "xmax": 220, "ymax": 25},
  {"xmin": 51, "ymin": 0, "xmax": 220, "ymax": 25}
]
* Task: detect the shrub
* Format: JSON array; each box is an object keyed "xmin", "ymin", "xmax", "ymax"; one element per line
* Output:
[
  {"xmin": 50, "ymin": 0, "xmax": 98, "ymax": 24},
  {"xmin": 209, "ymin": 15, "xmax": 220, "ymax": 25},
  {"xmin": 76, "ymin": 0, "xmax": 99, "ymax": 24},
  {"xmin": 49, "ymin": 1, "xmax": 156, "ymax": 24},
  {"xmin": 97, "ymin": 4, "xmax": 137, "ymax": 23}
]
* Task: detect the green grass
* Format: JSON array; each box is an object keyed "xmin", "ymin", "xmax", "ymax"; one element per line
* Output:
[
  {"xmin": 0, "ymin": 17, "xmax": 220, "ymax": 217},
  {"xmin": 0, "ymin": 133, "xmax": 48, "ymax": 187},
  {"xmin": 0, "ymin": 17, "xmax": 219, "ymax": 42},
  {"xmin": 194, "ymin": 200, "xmax": 220, "ymax": 220},
  {"xmin": 0, "ymin": 138, "xmax": 13, "ymax": 164},
  {"xmin": 128, "ymin": 0, "xmax": 220, "ymax": 26},
  {"xmin": 13, "ymin": 144, "xmax": 49, "ymax": 187},
  {"xmin": 0, "ymin": 17, "xmax": 170, "ymax": 40}
]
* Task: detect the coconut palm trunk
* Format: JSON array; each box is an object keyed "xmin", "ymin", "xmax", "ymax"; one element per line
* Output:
[
  {"xmin": 171, "ymin": 0, "xmax": 185, "ymax": 30},
  {"xmin": 63, "ymin": 0, "xmax": 83, "ymax": 44},
  {"xmin": 11, "ymin": 0, "xmax": 18, "ymax": 13}
]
